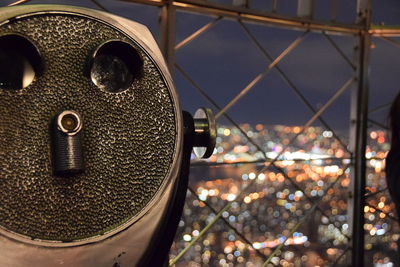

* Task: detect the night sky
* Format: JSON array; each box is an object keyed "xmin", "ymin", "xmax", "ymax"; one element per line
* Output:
[{"xmin": 2, "ymin": 0, "xmax": 400, "ymax": 132}]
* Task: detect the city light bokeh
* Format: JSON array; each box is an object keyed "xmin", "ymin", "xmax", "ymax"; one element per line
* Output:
[{"xmin": 170, "ymin": 124, "xmax": 398, "ymax": 267}]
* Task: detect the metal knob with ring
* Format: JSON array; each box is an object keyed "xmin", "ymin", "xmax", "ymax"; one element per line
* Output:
[{"xmin": 193, "ymin": 107, "xmax": 217, "ymax": 158}]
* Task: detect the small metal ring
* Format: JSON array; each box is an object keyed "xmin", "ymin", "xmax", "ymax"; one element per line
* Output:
[{"xmin": 56, "ymin": 110, "xmax": 82, "ymax": 135}]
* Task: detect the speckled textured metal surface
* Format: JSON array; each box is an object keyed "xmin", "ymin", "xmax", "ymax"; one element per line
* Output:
[{"xmin": 0, "ymin": 14, "xmax": 176, "ymax": 241}]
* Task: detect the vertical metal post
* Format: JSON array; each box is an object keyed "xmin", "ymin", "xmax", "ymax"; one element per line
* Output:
[
  {"xmin": 297, "ymin": 0, "xmax": 314, "ymax": 19},
  {"xmin": 160, "ymin": 0, "xmax": 176, "ymax": 72},
  {"xmin": 331, "ymin": 0, "xmax": 337, "ymax": 22},
  {"xmin": 271, "ymin": 0, "xmax": 277, "ymax": 13},
  {"xmin": 348, "ymin": 0, "xmax": 371, "ymax": 266}
]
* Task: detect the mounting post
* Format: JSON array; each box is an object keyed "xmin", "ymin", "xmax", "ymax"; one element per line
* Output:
[
  {"xmin": 160, "ymin": 0, "xmax": 176, "ymax": 72},
  {"xmin": 348, "ymin": 0, "xmax": 371, "ymax": 266}
]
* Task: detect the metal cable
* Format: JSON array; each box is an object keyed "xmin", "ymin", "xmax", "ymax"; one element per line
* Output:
[
  {"xmin": 331, "ymin": 245, "xmax": 350, "ymax": 267},
  {"xmin": 275, "ymin": 163, "xmax": 352, "ymax": 240},
  {"xmin": 261, "ymin": 204, "xmax": 318, "ymax": 266},
  {"xmin": 7, "ymin": 0, "xmax": 31, "ymax": 6},
  {"xmin": 369, "ymin": 102, "xmax": 392, "ymax": 114},
  {"xmin": 186, "ymin": 162, "xmax": 349, "ymax": 262},
  {"xmin": 262, "ymin": 165, "xmax": 350, "ymax": 266},
  {"xmin": 215, "ymin": 31, "xmax": 309, "ymax": 119},
  {"xmin": 187, "ymin": 187, "xmax": 268, "ymax": 260},
  {"xmin": 368, "ymin": 118, "xmax": 388, "ymax": 130},
  {"xmin": 380, "ymin": 36, "xmax": 400, "ymax": 49},
  {"xmin": 177, "ymin": 61, "xmax": 353, "ymax": 223},
  {"xmin": 365, "ymin": 187, "xmax": 388, "ymax": 198},
  {"xmin": 175, "ymin": 16, "xmax": 222, "ymax": 50},
  {"xmin": 175, "ymin": 63, "xmax": 272, "ymax": 160},
  {"xmin": 323, "ymin": 31, "xmax": 356, "ymax": 70},
  {"xmin": 239, "ymin": 21, "xmax": 351, "ymax": 155},
  {"xmin": 90, "ymin": 0, "xmax": 110, "ymax": 12},
  {"xmin": 366, "ymin": 203, "xmax": 399, "ymax": 222}
]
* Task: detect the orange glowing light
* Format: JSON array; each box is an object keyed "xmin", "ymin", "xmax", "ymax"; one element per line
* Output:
[{"xmin": 255, "ymin": 124, "xmax": 264, "ymax": 131}]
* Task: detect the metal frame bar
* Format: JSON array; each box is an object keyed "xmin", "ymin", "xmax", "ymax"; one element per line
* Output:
[
  {"xmin": 347, "ymin": 0, "xmax": 371, "ymax": 265},
  {"xmin": 160, "ymin": 0, "xmax": 176, "ymax": 71},
  {"xmin": 122, "ymin": 0, "xmax": 362, "ymax": 35},
  {"xmin": 271, "ymin": 0, "xmax": 277, "ymax": 13},
  {"xmin": 122, "ymin": 0, "xmax": 400, "ymax": 36},
  {"xmin": 370, "ymin": 27, "xmax": 400, "ymax": 37},
  {"xmin": 331, "ymin": 0, "xmax": 338, "ymax": 22},
  {"xmin": 191, "ymin": 156, "xmax": 349, "ymax": 167}
]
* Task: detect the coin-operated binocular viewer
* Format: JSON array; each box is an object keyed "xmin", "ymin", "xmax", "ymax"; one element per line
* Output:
[{"xmin": 0, "ymin": 5, "xmax": 216, "ymax": 267}]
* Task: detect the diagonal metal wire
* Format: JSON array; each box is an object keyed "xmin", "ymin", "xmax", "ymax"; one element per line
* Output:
[
  {"xmin": 366, "ymin": 203, "xmax": 399, "ymax": 222},
  {"xmin": 177, "ymin": 61, "xmax": 353, "ymax": 206},
  {"xmin": 239, "ymin": 21, "xmax": 351, "ymax": 155},
  {"xmin": 170, "ymin": 67, "xmax": 354, "ymax": 264},
  {"xmin": 7, "ymin": 0, "xmax": 31, "ymax": 6},
  {"xmin": 331, "ymin": 245, "xmax": 350, "ymax": 267},
  {"xmin": 369, "ymin": 101, "xmax": 392, "ymax": 114},
  {"xmin": 187, "ymin": 187, "xmax": 268, "ymax": 260},
  {"xmin": 176, "ymin": 63, "xmax": 274, "ymax": 161},
  {"xmin": 274, "ymin": 163, "xmax": 351, "ymax": 241},
  {"xmin": 178, "ymin": 61, "xmax": 353, "ymax": 196},
  {"xmin": 90, "ymin": 0, "xmax": 110, "ymax": 12},
  {"xmin": 176, "ymin": 63, "xmax": 353, "ymax": 237},
  {"xmin": 262, "ymin": 204, "xmax": 318, "ymax": 266},
  {"xmin": 323, "ymin": 31, "xmax": 356, "ymax": 70},
  {"xmin": 175, "ymin": 16, "xmax": 222, "ymax": 50},
  {"xmin": 365, "ymin": 187, "xmax": 388, "ymax": 198},
  {"xmin": 380, "ymin": 36, "xmax": 400, "ymax": 49},
  {"xmin": 215, "ymin": 30, "xmax": 309, "ymax": 119},
  {"xmin": 222, "ymin": 75, "xmax": 353, "ymax": 187},
  {"xmin": 262, "ymin": 165, "xmax": 350, "ymax": 266},
  {"xmin": 298, "ymin": 78, "xmax": 354, "ymax": 129},
  {"xmin": 172, "ymin": 162, "xmax": 348, "ymax": 266},
  {"xmin": 368, "ymin": 118, "xmax": 388, "ymax": 130},
  {"xmin": 186, "ymin": 162, "xmax": 349, "ymax": 262},
  {"xmin": 177, "ymin": 61, "xmax": 353, "ymax": 223},
  {"xmin": 169, "ymin": 190, "xmax": 243, "ymax": 265}
]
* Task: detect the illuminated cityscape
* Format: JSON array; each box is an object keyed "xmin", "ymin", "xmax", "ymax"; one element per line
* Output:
[{"xmin": 170, "ymin": 124, "xmax": 398, "ymax": 266}]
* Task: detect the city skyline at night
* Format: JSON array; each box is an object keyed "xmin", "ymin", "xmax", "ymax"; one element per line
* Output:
[{"xmin": 170, "ymin": 123, "xmax": 396, "ymax": 266}]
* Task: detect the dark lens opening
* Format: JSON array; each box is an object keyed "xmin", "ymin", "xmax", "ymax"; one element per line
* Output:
[
  {"xmin": 89, "ymin": 40, "xmax": 143, "ymax": 93},
  {"xmin": 0, "ymin": 34, "xmax": 42, "ymax": 90}
]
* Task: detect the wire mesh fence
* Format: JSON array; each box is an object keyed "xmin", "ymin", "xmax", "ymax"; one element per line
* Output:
[{"xmin": 2, "ymin": 0, "xmax": 400, "ymax": 266}]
